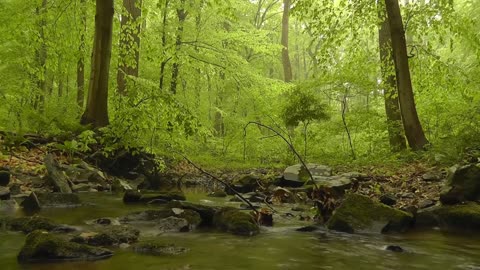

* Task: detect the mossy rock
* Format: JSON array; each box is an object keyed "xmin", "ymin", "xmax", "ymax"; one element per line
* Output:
[
  {"xmin": 71, "ymin": 225, "xmax": 140, "ymax": 247},
  {"xmin": 416, "ymin": 203, "xmax": 480, "ymax": 232},
  {"xmin": 120, "ymin": 208, "xmax": 201, "ymax": 227},
  {"xmin": 167, "ymin": 201, "xmax": 219, "ymax": 226},
  {"xmin": 326, "ymin": 194, "xmax": 413, "ymax": 233},
  {"xmin": 440, "ymin": 164, "xmax": 480, "ymax": 204},
  {"xmin": 7, "ymin": 216, "xmax": 67, "ymax": 234},
  {"xmin": 225, "ymin": 175, "xmax": 260, "ymax": 194},
  {"xmin": 213, "ymin": 207, "xmax": 259, "ymax": 236},
  {"xmin": 18, "ymin": 230, "xmax": 113, "ymax": 263},
  {"xmin": 133, "ymin": 241, "xmax": 189, "ymax": 256}
]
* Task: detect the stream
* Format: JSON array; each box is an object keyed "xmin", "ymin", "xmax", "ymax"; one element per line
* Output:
[{"xmin": 1, "ymin": 191, "xmax": 480, "ymax": 270}]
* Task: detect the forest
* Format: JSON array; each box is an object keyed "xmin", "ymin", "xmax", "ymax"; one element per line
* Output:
[{"xmin": 0, "ymin": 0, "xmax": 480, "ymax": 269}]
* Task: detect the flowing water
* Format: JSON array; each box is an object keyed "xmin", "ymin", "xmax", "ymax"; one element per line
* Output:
[{"xmin": 1, "ymin": 192, "xmax": 480, "ymax": 270}]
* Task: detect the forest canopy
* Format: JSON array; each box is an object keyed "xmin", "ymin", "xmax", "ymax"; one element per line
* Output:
[{"xmin": 0, "ymin": 0, "xmax": 479, "ymax": 167}]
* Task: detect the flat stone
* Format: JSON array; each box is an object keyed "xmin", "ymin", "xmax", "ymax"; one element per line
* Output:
[{"xmin": 282, "ymin": 164, "xmax": 333, "ymax": 187}]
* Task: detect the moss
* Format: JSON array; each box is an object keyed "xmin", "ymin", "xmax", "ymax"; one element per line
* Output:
[
  {"xmin": 177, "ymin": 209, "xmax": 202, "ymax": 226},
  {"xmin": 213, "ymin": 207, "xmax": 259, "ymax": 236},
  {"xmin": 167, "ymin": 201, "xmax": 218, "ymax": 226},
  {"xmin": 71, "ymin": 226, "xmax": 140, "ymax": 247},
  {"xmin": 326, "ymin": 194, "xmax": 413, "ymax": 233},
  {"xmin": 121, "ymin": 208, "xmax": 201, "ymax": 227},
  {"xmin": 18, "ymin": 230, "xmax": 113, "ymax": 263},
  {"xmin": 417, "ymin": 203, "xmax": 480, "ymax": 232},
  {"xmin": 8, "ymin": 216, "xmax": 59, "ymax": 233}
]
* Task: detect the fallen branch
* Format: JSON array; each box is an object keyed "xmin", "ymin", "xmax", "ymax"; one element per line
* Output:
[
  {"xmin": 172, "ymin": 150, "xmax": 259, "ymax": 215},
  {"xmin": 244, "ymin": 121, "xmax": 319, "ymax": 190}
]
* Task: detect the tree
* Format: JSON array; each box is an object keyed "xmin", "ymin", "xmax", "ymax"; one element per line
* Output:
[
  {"xmin": 34, "ymin": 0, "xmax": 48, "ymax": 111},
  {"xmin": 77, "ymin": 0, "xmax": 87, "ymax": 108},
  {"xmin": 281, "ymin": 0, "xmax": 293, "ymax": 82},
  {"xmin": 170, "ymin": 0, "xmax": 188, "ymax": 94},
  {"xmin": 377, "ymin": 2, "xmax": 406, "ymax": 152},
  {"xmin": 81, "ymin": 0, "xmax": 114, "ymax": 128},
  {"xmin": 385, "ymin": 0, "xmax": 428, "ymax": 150},
  {"xmin": 117, "ymin": 0, "xmax": 142, "ymax": 95},
  {"xmin": 282, "ymin": 87, "xmax": 329, "ymax": 161}
]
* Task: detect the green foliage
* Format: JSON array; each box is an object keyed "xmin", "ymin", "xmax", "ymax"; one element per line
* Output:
[
  {"xmin": 282, "ymin": 87, "xmax": 329, "ymax": 127},
  {"xmin": 0, "ymin": 0, "xmax": 479, "ymax": 168}
]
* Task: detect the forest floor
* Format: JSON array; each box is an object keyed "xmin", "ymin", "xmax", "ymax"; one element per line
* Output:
[{"xmin": 0, "ymin": 143, "xmax": 446, "ymax": 213}]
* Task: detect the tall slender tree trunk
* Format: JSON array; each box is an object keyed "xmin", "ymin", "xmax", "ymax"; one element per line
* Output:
[
  {"xmin": 385, "ymin": 0, "xmax": 428, "ymax": 150},
  {"xmin": 378, "ymin": 2, "xmax": 406, "ymax": 152},
  {"xmin": 117, "ymin": 0, "xmax": 142, "ymax": 95},
  {"xmin": 170, "ymin": 0, "xmax": 187, "ymax": 94},
  {"xmin": 81, "ymin": 0, "xmax": 114, "ymax": 128},
  {"xmin": 34, "ymin": 0, "xmax": 48, "ymax": 111},
  {"xmin": 159, "ymin": 0, "xmax": 170, "ymax": 90},
  {"xmin": 77, "ymin": 0, "xmax": 86, "ymax": 108},
  {"xmin": 281, "ymin": 0, "xmax": 292, "ymax": 82}
]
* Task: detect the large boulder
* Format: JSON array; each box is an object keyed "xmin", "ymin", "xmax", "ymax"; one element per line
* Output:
[
  {"xmin": 213, "ymin": 207, "xmax": 259, "ymax": 236},
  {"xmin": 440, "ymin": 164, "xmax": 480, "ymax": 204},
  {"xmin": 17, "ymin": 231, "xmax": 113, "ymax": 263},
  {"xmin": 416, "ymin": 203, "xmax": 480, "ymax": 232},
  {"xmin": 71, "ymin": 225, "xmax": 140, "ymax": 246},
  {"xmin": 326, "ymin": 194, "xmax": 413, "ymax": 233},
  {"xmin": 21, "ymin": 192, "xmax": 81, "ymax": 212}
]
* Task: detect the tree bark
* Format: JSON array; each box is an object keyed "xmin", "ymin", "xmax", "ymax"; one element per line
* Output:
[
  {"xmin": 80, "ymin": 0, "xmax": 114, "ymax": 128},
  {"xmin": 159, "ymin": 0, "xmax": 170, "ymax": 90},
  {"xmin": 281, "ymin": 0, "xmax": 293, "ymax": 82},
  {"xmin": 117, "ymin": 0, "xmax": 142, "ymax": 95},
  {"xmin": 170, "ymin": 0, "xmax": 187, "ymax": 94},
  {"xmin": 34, "ymin": 0, "xmax": 48, "ymax": 111},
  {"xmin": 378, "ymin": 2, "xmax": 406, "ymax": 152},
  {"xmin": 384, "ymin": 0, "xmax": 428, "ymax": 150},
  {"xmin": 77, "ymin": 0, "xmax": 86, "ymax": 108}
]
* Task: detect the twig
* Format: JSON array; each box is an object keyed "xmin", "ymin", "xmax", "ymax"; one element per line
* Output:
[
  {"xmin": 244, "ymin": 121, "xmax": 319, "ymax": 190},
  {"xmin": 172, "ymin": 150, "xmax": 259, "ymax": 215}
]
